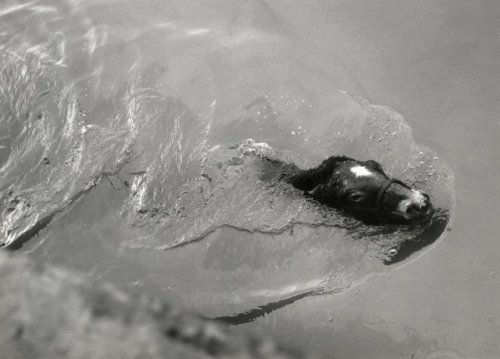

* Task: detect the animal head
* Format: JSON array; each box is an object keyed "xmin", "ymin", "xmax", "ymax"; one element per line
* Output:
[{"xmin": 291, "ymin": 156, "xmax": 433, "ymax": 223}]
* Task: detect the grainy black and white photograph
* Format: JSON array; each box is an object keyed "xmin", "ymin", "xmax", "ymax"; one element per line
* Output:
[{"xmin": 0, "ymin": 1, "xmax": 498, "ymax": 358}]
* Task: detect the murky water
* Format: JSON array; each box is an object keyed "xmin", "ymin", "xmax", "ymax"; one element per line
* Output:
[{"xmin": 1, "ymin": 1, "xmax": 499, "ymax": 358}]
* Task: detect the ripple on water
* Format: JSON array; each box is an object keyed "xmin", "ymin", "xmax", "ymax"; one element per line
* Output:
[
  {"xmin": 0, "ymin": 0, "xmax": 455, "ymax": 320},
  {"xmin": 113, "ymin": 81, "xmax": 454, "ymax": 311}
]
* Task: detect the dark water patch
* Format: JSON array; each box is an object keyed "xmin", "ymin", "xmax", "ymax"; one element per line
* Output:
[
  {"xmin": 213, "ymin": 289, "xmax": 327, "ymax": 326},
  {"xmin": 383, "ymin": 210, "xmax": 450, "ymax": 265}
]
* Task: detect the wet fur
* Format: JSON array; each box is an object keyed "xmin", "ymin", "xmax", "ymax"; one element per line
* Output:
[
  {"xmin": 261, "ymin": 155, "xmax": 429, "ymax": 224},
  {"xmin": 263, "ymin": 155, "xmax": 382, "ymax": 205}
]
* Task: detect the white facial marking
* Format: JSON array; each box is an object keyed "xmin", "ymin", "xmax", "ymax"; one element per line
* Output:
[
  {"xmin": 396, "ymin": 190, "xmax": 427, "ymax": 218},
  {"xmin": 396, "ymin": 199, "xmax": 412, "ymax": 214},
  {"xmin": 410, "ymin": 189, "xmax": 426, "ymax": 202},
  {"xmin": 350, "ymin": 165, "xmax": 373, "ymax": 177}
]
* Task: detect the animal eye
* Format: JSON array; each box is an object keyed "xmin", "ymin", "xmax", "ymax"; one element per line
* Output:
[{"xmin": 348, "ymin": 193, "xmax": 364, "ymax": 202}]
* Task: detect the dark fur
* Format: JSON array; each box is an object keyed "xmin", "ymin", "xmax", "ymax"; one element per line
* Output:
[{"xmin": 262, "ymin": 155, "xmax": 432, "ymax": 224}]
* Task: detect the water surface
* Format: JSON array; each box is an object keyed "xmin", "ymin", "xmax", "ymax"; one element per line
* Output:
[{"xmin": 0, "ymin": 1, "xmax": 498, "ymax": 358}]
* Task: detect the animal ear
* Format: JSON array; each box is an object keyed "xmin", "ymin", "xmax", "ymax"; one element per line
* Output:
[
  {"xmin": 364, "ymin": 160, "xmax": 385, "ymax": 174},
  {"xmin": 290, "ymin": 156, "xmax": 350, "ymax": 191}
]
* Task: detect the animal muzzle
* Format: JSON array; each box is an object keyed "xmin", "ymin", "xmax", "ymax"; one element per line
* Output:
[{"xmin": 399, "ymin": 190, "xmax": 433, "ymax": 221}]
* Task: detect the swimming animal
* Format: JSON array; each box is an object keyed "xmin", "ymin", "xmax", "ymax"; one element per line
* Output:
[{"xmin": 269, "ymin": 155, "xmax": 433, "ymax": 224}]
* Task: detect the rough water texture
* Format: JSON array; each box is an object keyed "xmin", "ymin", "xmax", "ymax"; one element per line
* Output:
[
  {"xmin": 0, "ymin": 36, "xmax": 454, "ymax": 301},
  {"xmin": 0, "ymin": 52, "xmax": 132, "ymax": 248}
]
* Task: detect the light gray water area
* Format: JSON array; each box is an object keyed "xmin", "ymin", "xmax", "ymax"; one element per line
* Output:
[{"xmin": 1, "ymin": 1, "xmax": 499, "ymax": 358}]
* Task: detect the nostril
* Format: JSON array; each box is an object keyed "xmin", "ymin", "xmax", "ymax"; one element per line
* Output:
[
  {"xmin": 406, "ymin": 203, "xmax": 420, "ymax": 214},
  {"xmin": 421, "ymin": 196, "xmax": 434, "ymax": 212}
]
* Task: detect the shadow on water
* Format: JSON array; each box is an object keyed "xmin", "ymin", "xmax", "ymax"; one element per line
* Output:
[
  {"xmin": 211, "ymin": 210, "xmax": 449, "ymax": 325},
  {"xmin": 383, "ymin": 212, "xmax": 449, "ymax": 265},
  {"xmin": 213, "ymin": 289, "xmax": 327, "ymax": 325}
]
